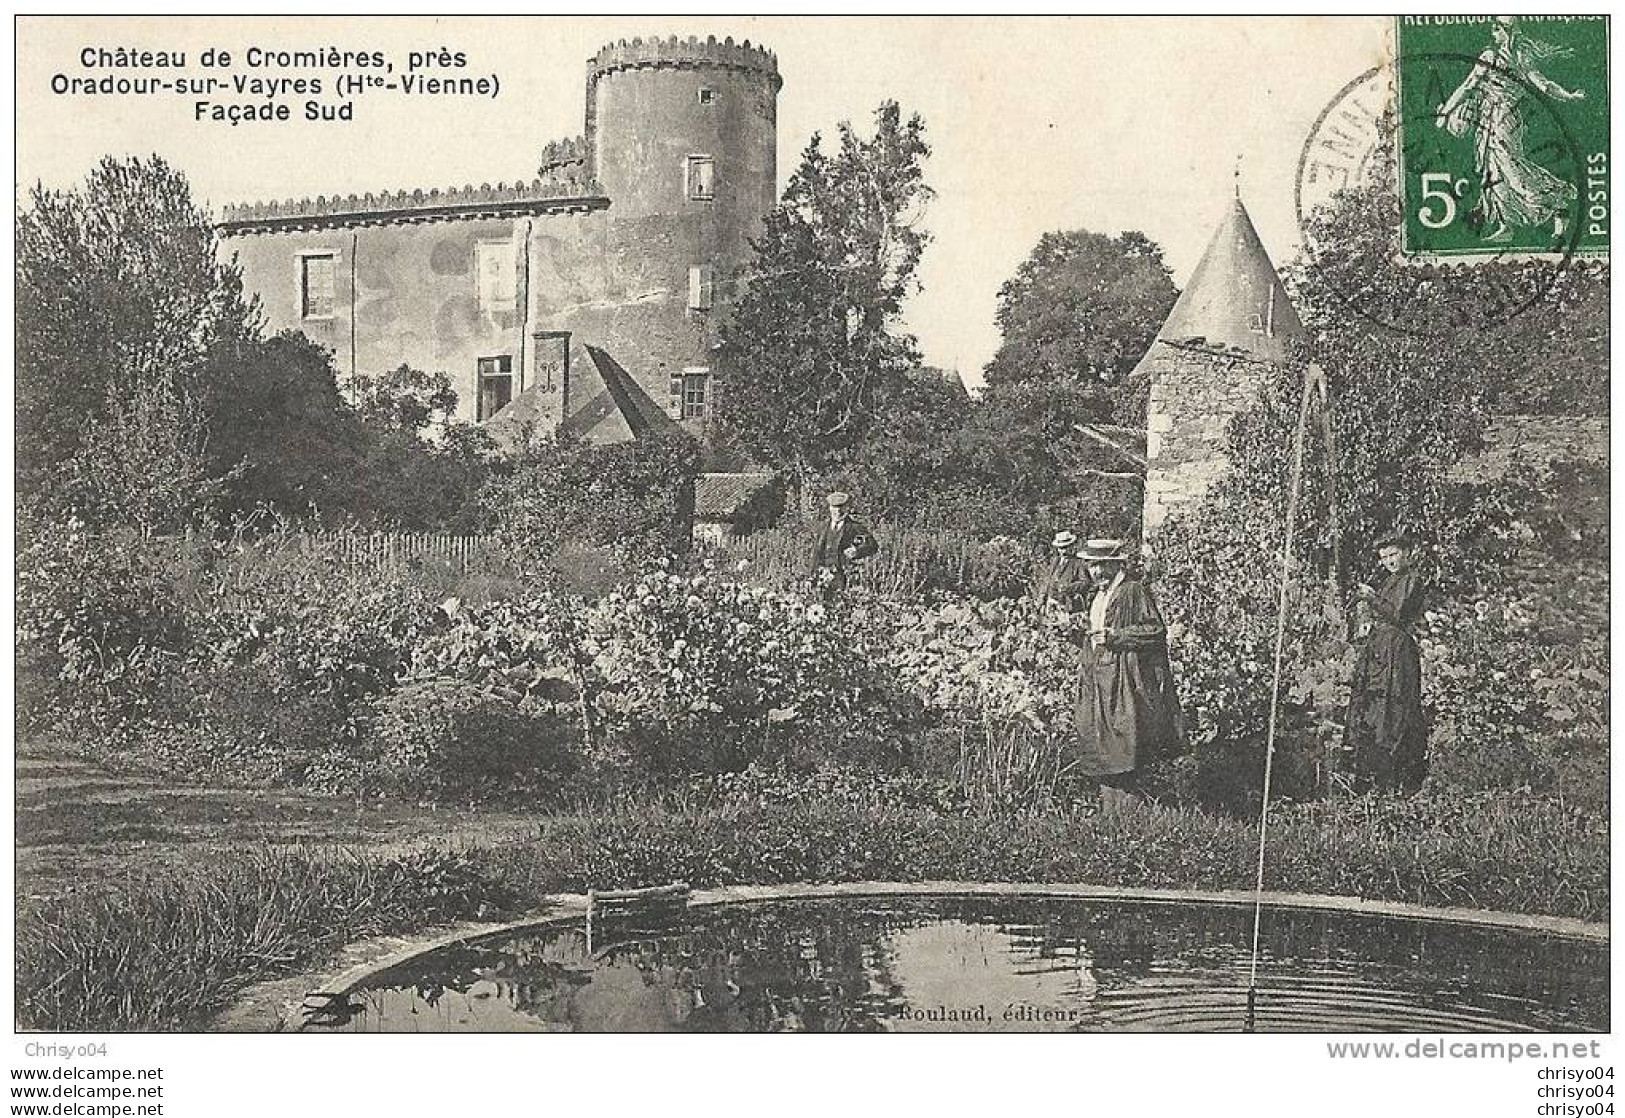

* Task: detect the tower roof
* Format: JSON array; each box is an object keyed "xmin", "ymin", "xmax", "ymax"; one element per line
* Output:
[{"xmin": 1143, "ymin": 195, "xmax": 1304, "ymax": 365}]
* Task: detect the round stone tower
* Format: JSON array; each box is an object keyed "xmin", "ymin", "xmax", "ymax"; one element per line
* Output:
[
  {"xmin": 587, "ymin": 34, "xmax": 779, "ymax": 254},
  {"xmin": 574, "ymin": 35, "xmax": 780, "ymax": 425}
]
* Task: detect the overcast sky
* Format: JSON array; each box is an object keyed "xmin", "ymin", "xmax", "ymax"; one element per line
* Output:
[{"xmin": 17, "ymin": 15, "xmax": 1391, "ymax": 387}]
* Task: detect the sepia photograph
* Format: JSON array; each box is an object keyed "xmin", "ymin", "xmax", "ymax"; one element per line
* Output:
[{"xmin": 8, "ymin": 10, "xmax": 1615, "ymax": 1108}]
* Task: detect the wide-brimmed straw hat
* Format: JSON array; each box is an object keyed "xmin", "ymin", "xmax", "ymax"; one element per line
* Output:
[
  {"xmin": 1079, "ymin": 537, "xmax": 1129, "ymax": 562},
  {"xmin": 1051, "ymin": 530, "xmax": 1078, "ymax": 550},
  {"xmin": 826, "ymin": 491, "xmax": 851, "ymax": 508}
]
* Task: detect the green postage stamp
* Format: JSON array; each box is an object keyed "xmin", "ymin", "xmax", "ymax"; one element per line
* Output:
[{"xmin": 1396, "ymin": 15, "xmax": 1609, "ymax": 259}]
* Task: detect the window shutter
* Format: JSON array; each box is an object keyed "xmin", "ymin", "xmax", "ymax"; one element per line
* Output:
[{"xmin": 688, "ymin": 264, "xmax": 714, "ymax": 311}]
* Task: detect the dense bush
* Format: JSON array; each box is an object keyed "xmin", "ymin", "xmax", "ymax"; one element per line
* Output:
[
  {"xmin": 16, "ymin": 518, "xmax": 191, "ymax": 731},
  {"xmin": 20, "ymin": 464, "xmax": 1605, "ymax": 817},
  {"xmin": 367, "ymin": 679, "xmax": 577, "ymax": 800},
  {"xmin": 409, "ymin": 574, "xmax": 906, "ymax": 780},
  {"xmin": 484, "ymin": 432, "xmax": 700, "ymax": 576},
  {"xmin": 18, "ymin": 523, "xmax": 442, "ymax": 784}
]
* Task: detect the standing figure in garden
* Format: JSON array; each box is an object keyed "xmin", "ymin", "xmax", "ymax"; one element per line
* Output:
[
  {"xmin": 1035, "ymin": 530, "xmax": 1088, "ymax": 607},
  {"xmin": 807, "ymin": 490, "xmax": 878, "ymax": 599},
  {"xmin": 1345, "ymin": 532, "xmax": 1429, "ymax": 794},
  {"xmin": 1072, "ymin": 538, "xmax": 1184, "ymax": 808}
]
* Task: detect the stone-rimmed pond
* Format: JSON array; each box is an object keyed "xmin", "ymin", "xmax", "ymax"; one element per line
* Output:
[{"xmin": 315, "ymin": 892, "xmax": 1607, "ymax": 1033}]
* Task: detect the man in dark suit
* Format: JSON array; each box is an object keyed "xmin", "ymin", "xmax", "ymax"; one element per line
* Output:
[
  {"xmin": 808, "ymin": 490, "xmax": 878, "ymax": 599},
  {"xmin": 1035, "ymin": 529, "xmax": 1088, "ymax": 608}
]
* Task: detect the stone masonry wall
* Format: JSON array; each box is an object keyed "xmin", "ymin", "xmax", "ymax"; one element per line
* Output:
[{"xmin": 1143, "ymin": 344, "xmax": 1275, "ymax": 532}]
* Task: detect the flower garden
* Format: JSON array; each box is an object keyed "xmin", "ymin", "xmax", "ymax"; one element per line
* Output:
[{"xmin": 15, "ymin": 474, "xmax": 1610, "ymax": 1031}]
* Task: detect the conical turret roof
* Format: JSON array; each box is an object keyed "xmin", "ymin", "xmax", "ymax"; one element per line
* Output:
[{"xmin": 1138, "ymin": 195, "xmax": 1303, "ymax": 368}]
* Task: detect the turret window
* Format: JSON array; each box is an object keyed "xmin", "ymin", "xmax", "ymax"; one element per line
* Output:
[
  {"xmin": 686, "ymin": 155, "xmax": 715, "ymax": 201},
  {"xmin": 688, "ymin": 264, "xmax": 715, "ymax": 311}
]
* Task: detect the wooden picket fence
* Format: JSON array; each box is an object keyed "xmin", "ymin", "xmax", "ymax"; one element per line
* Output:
[{"xmin": 299, "ymin": 530, "xmax": 502, "ymax": 573}]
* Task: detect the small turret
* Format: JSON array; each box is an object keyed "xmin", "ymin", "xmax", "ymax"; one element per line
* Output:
[{"xmin": 1140, "ymin": 193, "xmax": 1304, "ymax": 532}]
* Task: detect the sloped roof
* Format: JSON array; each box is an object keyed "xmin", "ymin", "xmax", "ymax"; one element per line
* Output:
[
  {"xmin": 565, "ymin": 346, "xmax": 686, "ymax": 442},
  {"xmin": 1134, "ymin": 195, "xmax": 1304, "ymax": 373},
  {"xmin": 481, "ymin": 341, "xmax": 688, "ymax": 449},
  {"xmin": 695, "ymin": 472, "xmax": 779, "ymax": 520}
]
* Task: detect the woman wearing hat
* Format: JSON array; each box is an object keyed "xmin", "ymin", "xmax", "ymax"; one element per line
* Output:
[
  {"xmin": 1344, "ymin": 531, "xmax": 1428, "ymax": 794},
  {"xmin": 1071, "ymin": 538, "xmax": 1184, "ymax": 808}
]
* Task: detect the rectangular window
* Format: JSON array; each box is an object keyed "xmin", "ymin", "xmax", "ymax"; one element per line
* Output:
[
  {"xmin": 476, "ymin": 240, "xmax": 517, "ymax": 316},
  {"xmin": 300, "ymin": 254, "xmax": 335, "ymax": 319},
  {"xmin": 477, "ymin": 355, "xmax": 514, "ymax": 421},
  {"xmin": 686, "ymin": 155, "xmax": 715, "ymax": 201},
  {"xmin": 688, "ymin": 264, "xmax": 715, "ymax": 311},
  {"xmin": 681, "ymin": 371, "xmax": 709, "ymax": 420},
  {"xmin": 698, "ymin": 87, "xmax": 715, "ymax": 105}
]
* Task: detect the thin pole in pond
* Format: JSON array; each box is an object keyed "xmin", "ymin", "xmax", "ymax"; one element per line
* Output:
[{"xmin": 1246, "ymin": 363, "xmax": 1322, "ymax": 1034}]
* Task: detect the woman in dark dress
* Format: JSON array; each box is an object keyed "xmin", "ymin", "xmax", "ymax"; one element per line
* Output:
[
  {"xmin": 1072, "ymin": 538, "xmax": 1185, "ymax": 808},
  {"xmin": 1345, "ymin": 532, "xmax": 1428, "ymax": 794}
]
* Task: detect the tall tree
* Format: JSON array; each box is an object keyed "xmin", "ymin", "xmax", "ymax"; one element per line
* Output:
[
  {"xmin": 16, "ymin": 156, "xmax": 257, "ymax": 512},
  {"xmin": 829, "ymin": 367, "xmax": 972, "ymax": 519},
  {"xmin": 1287, "ymin": 122, "xmax": 1608, "ymax": 418},
  {"xmin": 715, "ymin": 101, "xmax": 933, "ymax": 504},
  {"xmin": 982, "ymin": 229, "xmax": 1176, "ymax": 422},
  {"xmin": 203, "ymin": 331, "xmax": 367, "ymax": 520}
]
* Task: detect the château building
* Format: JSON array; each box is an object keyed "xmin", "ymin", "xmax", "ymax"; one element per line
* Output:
[{"xmin": 218, "ymin": 35, "xmax": 781, "ymax": 444}]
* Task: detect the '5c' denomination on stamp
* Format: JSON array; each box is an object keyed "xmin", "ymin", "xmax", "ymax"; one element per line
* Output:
[{"xmin": 1395, "ymin": 15, "xmax": 1608, "ymax": 260}]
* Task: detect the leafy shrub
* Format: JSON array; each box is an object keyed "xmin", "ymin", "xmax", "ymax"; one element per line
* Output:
[
  {"xmin": 484, "ymin": 431, "xmax": 699, "ymax": 576},
  {"xmin": 586, "ymin": 573, "xmax": 888, "ymax": 774},
  {"xmin": 369, "ymin": 679, "xmax": 576, "ymax": 800},
  {"xmin": 16, "ymin": 518, "xmax": 190, "ymax": 730},
  {"xmin": 18, "ymin": 521, "xmax": 441, "ymax": 785},
  {"xmin": 1147, "ymin": 494, "xmax": 1348, "ymax": 810}
]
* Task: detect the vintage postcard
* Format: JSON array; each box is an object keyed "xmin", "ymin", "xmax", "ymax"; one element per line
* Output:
[{"xmin": 10, "ymin": 12, "xmax": 1613, "ymax": 1109}]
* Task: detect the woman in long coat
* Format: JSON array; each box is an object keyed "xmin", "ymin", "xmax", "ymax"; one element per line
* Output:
[
  {"xmin": 1072, "ymin": 539, "xmax": 1185, "ymax": 807},
  {"xmin": 1345, "ymin": 533, "xmax": 1428, "ymax": 793}
]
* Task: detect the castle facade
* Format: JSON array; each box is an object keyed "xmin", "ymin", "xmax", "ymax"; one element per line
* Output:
[{"xmin": 219, "ymin": 35, "xmax": 781, "ymax": 444}]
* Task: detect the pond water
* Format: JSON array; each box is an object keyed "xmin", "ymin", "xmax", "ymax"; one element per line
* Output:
[{"xmin": 322, "ymin": 896, "xmax": 1607, "ymax": 1033}]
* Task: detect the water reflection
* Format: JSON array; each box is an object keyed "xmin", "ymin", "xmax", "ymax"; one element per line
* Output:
[{"xmin": 331, "ymin": 897, "xmax": 1608, "ymax": 1033}]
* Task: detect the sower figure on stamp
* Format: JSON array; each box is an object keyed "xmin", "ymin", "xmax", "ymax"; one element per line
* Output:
[
  {"xmin": 1435, "ymin": 16, "xmax": 1586, "ymax": 243},
  {"xmin": 1071, "ymin": 538, "xmax": 1185, "ymax": 809},
  {"xmin": 1345, "ymin": 531, "xmax": 1429, "ymax": 795},
  {"xmin": 807, "ymin": 490, "xmax": 877, "ymax": 600}
]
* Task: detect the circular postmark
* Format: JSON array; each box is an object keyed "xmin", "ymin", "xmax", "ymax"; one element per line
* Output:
[{"xmin": 1295, "ymin": 51, "xmax": 1586, "ymax": 336}]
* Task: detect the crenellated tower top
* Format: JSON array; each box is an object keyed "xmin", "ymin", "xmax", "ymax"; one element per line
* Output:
[{"xmin": 587, "ymin": 34, "xmax": 782, "ymax": 89}]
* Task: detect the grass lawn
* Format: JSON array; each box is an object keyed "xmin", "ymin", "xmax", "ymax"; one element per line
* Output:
[
  {"xmin": 15, "ymin": 738, "xmax": 541, "ymax": 902},
  {"xmin": 14, "ymin": 737, "xmax": 1608, "ymax": 1033}
]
